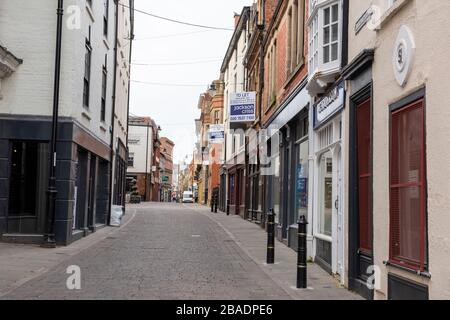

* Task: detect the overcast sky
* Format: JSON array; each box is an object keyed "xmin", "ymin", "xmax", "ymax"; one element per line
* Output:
[{"xmin": 129, "ymin": 0, "xmax": 253, "ymax": 165}]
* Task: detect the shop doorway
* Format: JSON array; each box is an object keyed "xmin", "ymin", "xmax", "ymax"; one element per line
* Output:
[{"xmin": 349, "ymin": 94, "xmax": 374, "ymax": 300}]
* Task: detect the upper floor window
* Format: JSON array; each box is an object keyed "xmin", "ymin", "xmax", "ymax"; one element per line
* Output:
[
  {"xmin": 322, "ymin": 3, "xmax": 339, "ymax": 64},
  {"xmin": 214, "ymin": 110, "xmax": 220, "ymax": 124},
  {"xmin": 308, "ymin": 0, "xmax": 342, "ymax": 78},
  {"xmin": 127, "ymin": 153, "xmax": 135, "ymax": 167},
  {"xmin": 101, "ymin": 62, "xmax": 107, "ymax": 122},
  {"xmin": 267, "ymin": 42, "xmax": 277, "ymax": 107},
  {"xmin": 287, "ymin": 0, "xmax": 305, "ymax": 75},
  {"xmin": 103, "ymin": 0, "xmax": 109, "ymax": 37},
  {"xmin": 83, "ymin": 37, "xmax": 92, "ymax": 108}
]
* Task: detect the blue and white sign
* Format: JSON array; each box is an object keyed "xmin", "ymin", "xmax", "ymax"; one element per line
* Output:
[
  {"xmin": 314, "ymin": 81, "xmax": 345, "ymax": 129},
  {"xmin": 208, "ymin": 124, "xmax": 225, "ymax": 143},
  {"xmin": 229, "ymin": 92, "xmax": 256, "ymax": 123}
]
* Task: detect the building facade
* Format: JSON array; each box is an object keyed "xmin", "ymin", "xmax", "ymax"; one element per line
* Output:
[
  {"xmin": 111, "ymin": 0, "xmax": 134, "ymax": 211},
  {"xmin": 221, "ymin": 7, "xmax": 251, "ymax": 217},
  {"xmin": 342, "ymin": 0, "xmax": 450, "ymax": 300},
  {"xmin": 159, "ymin": 137, "xmax": 174, "ymax": 202},
  {"xmin": 0, "ymin": 0, "xmax": 133, "ymax": 245},
  {"xmin": 259, "ymin": 0, "xmax": 310, "ymax": 253}
]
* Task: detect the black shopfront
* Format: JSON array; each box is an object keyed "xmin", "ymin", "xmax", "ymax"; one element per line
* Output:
[
  {"xmin": 263, "ymin": 82, "xmax": 310, "ymax": 251},
  {"xmin": 0, "ymin": 115, "xmax": 111, "ymax": 245}
]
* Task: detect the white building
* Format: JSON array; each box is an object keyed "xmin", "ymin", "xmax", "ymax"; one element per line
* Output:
[
  {"xmin": 220, "ymin": 7, "xmax": 250, "ymax": 216},
  {"xmin": 307, "ymin": 0, "xmax": 346, "ymax": 282},
  {"xmin": 127, "ymin": 117, "xmax": 156, "ymax": 202},
  {"xmin": 111, "ymin": 0, "xmax": 134, "ymax": 210},
  {"xmin": 0, "ymin": 0, "xmax": 133, "ymax": 245}
]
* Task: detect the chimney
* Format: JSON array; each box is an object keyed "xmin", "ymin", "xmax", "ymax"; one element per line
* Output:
[{"xmin": 234, "ymin": 13, "xmax": 241, "ymax": 28}]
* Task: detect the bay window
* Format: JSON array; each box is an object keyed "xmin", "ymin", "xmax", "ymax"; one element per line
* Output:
[{"xmin": 308, "ymin": 0, "xmax": 342, "ymax": 82}]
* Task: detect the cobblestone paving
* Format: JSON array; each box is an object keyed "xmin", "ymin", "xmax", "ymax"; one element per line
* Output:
[{"xmin": 2, "ymin": 203, "xmax": 292, "ymax": 300}]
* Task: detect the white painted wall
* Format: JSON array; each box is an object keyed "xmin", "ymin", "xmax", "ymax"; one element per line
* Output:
[
  {"xmin": 223, "ymin": 24, "xmax": 248, "ymax": 163},
  {"xmin": 127, "ymin": 125, "xmax": 153, "ymax": 174},
  {"xmin": 0, "ymin": 0, "xmax": 116, "ymax": 146}
]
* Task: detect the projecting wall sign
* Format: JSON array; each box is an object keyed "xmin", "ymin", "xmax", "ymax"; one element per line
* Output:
[{"xmin": 393, "ymin": 25, "xmax": 416, "ymax": 87}]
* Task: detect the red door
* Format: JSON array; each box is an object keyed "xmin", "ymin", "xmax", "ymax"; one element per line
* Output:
[{"xmin": 357, "ymin": 99, "xmax": 373, "ymax": 256}]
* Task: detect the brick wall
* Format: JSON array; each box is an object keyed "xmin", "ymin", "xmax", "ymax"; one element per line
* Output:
[{"xmin": 262, "ymin": 0, "xmax": 309, "ymax": 127}]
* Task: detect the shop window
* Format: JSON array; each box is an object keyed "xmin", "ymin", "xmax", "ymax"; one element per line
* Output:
[
  {"xmin": 295, "ymin": 140, "xmax": 309, "ymax": 220},
  {"xmin": 318, "ymin": 151, "xmax": 333, "ymax": 237},
  {"xmin": 9, "ymin": 141, "xmax": 49, "ymax": 218},
  {"xmin": 390, "ymin": 98, "xmax": 427, "ymax": 271}
]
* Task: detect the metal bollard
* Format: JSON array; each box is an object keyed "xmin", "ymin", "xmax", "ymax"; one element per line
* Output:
[
  {"xmin": 297, "ymin": 215, "xmax": 308, "ymax": 289},
  {"xmin": 267, "ymin": 208, "xmax": 275, "ymax": 264}
]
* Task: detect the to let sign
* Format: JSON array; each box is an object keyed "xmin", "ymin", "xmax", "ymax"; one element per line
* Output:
[
  {"xmin": 209, "ymin": 124, "xmax": 225, "ymax": 143},
  {"xmin": 230, "ymin": 92, "xmax": 256, "ymax": 123}
]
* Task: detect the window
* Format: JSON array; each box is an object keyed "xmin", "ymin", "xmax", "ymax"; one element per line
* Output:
[
  {"xmin": 308, "ymin": 1, "xmax": 341, "ymax": 78},
  {"xmin": 214, "ymin": 110, "xmax": 220, "ymax": 124},
  {"xmin": 9, "ymin": 141, "xmax": 49, "ymax": 218},
  {"xmin": 390, "ymin": 98, "xmax": 427, "ymax": 271},
  {"xmin": 101, "ymin": 62, "xmax": 107, "ymax": 122},
  {"xmin": 83, "ymin": 38, "xmax": 92, "ymax": 108},
  {"xmin": 318, "ymin": 151, "xmax": 333, "ymax": 237},
  {"xmin": 308, "ymin": 13, "xmax": 319, "ymax": 77},
  {"xmin": 128, "ymin": 153, "xmax": 135, "ymax": 167},
  {"xmin": 103, "ymin": 0, "xmax": 109, "ymax": 37},
  {"xmin": 267, "ymin": 42, "xmax": 277, "ymax": 106},
  {"xmin": 322, "ymin": 3, "xmax": 339, "ymax": 64},
  {"xmin": 287, "ymin": 0, "xmax": 305, "ymax": 75}
]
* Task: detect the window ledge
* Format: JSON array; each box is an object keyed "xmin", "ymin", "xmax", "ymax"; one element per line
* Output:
[
  {"xmin": 86, "ymin": 4, "xmax": 95, "ymax": 23},
  {"xmin": 81, "ymin": 110, "xmax": 91, "ymax": 121},
  {"xmin": 103, "ymin": 38, "xmax": 110, "ymax": 50},
  {"xmin": 376, "ymin": 0, "xmax": 412, "ymax": 31},
  {"xmin": 284, "ymin": 59, "xmax": 305, "ymax": 89},
  {"xmin": 383, "ymin": 260, "xmax": 431, "ymax": 279}
]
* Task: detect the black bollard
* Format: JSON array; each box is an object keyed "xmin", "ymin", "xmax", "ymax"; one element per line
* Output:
[
  {"xmin": 267, "ymin": 208, "xmax": 275, "ymax": 264},
  {"xmin": 297, "ymin": 215, "xmax": 308, "ymax": 289},
  {"xmin": 214, "ymin": 197, "xmax": 218, "ymax": 213}
]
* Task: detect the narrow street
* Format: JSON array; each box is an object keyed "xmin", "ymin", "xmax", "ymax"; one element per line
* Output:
[
  {"xmin": 0, "ymin": 203, "xmax": 359, "ymax": 300},
  {"xmin": 2, "ymin": 203, "xmax": 288, "ymax": 300}
]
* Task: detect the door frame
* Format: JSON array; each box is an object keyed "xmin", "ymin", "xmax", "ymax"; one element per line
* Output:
[{"xmin": 348, "ymin": 83, "xmax": 374, "ymax": 300}]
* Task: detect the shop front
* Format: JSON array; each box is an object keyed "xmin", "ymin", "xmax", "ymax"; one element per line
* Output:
[
  {"xmin": 263, "ymin": 82, "xmax": 310, "ymax": 250},
  {"xmin": 312, "ymin": 81, "xmax": 345, "ymax": 276}
]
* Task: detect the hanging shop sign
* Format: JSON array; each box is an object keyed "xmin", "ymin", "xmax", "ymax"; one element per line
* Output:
[
  {"xmin": 229, "ymin": 92, "xmax": 256, "ymax": 122},
  {"xmin": 314, "ymin": 81, "xmax": 345, "ymax": 129},
  {"xmin": 208, "ymin": 124, "xmax": 225, "ymax": 143}
]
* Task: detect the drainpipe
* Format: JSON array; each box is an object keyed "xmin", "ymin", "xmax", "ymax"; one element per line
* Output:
[
  {"xmin": 108, "ymin": 0, "xmax": 120, "ymax": 225},
  {"xmin": 144, "ymin": 124, "xmax": 150, "ymax": 201},
  {"xmin": 125, "ymin": 0, "xmax": 135, "ymax": 211},
  {"xmin": 43, "ymin": 0, "xmax": 64, "ymax": 248}
]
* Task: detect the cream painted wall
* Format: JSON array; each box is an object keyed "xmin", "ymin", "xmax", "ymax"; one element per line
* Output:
[
  {"xmin": 0, "ymin": 0, "xmax": 116, "ymax": 146},
  {"xmin": 346, "ymin": 0, "xmax": 450, "ymax": 299}
]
